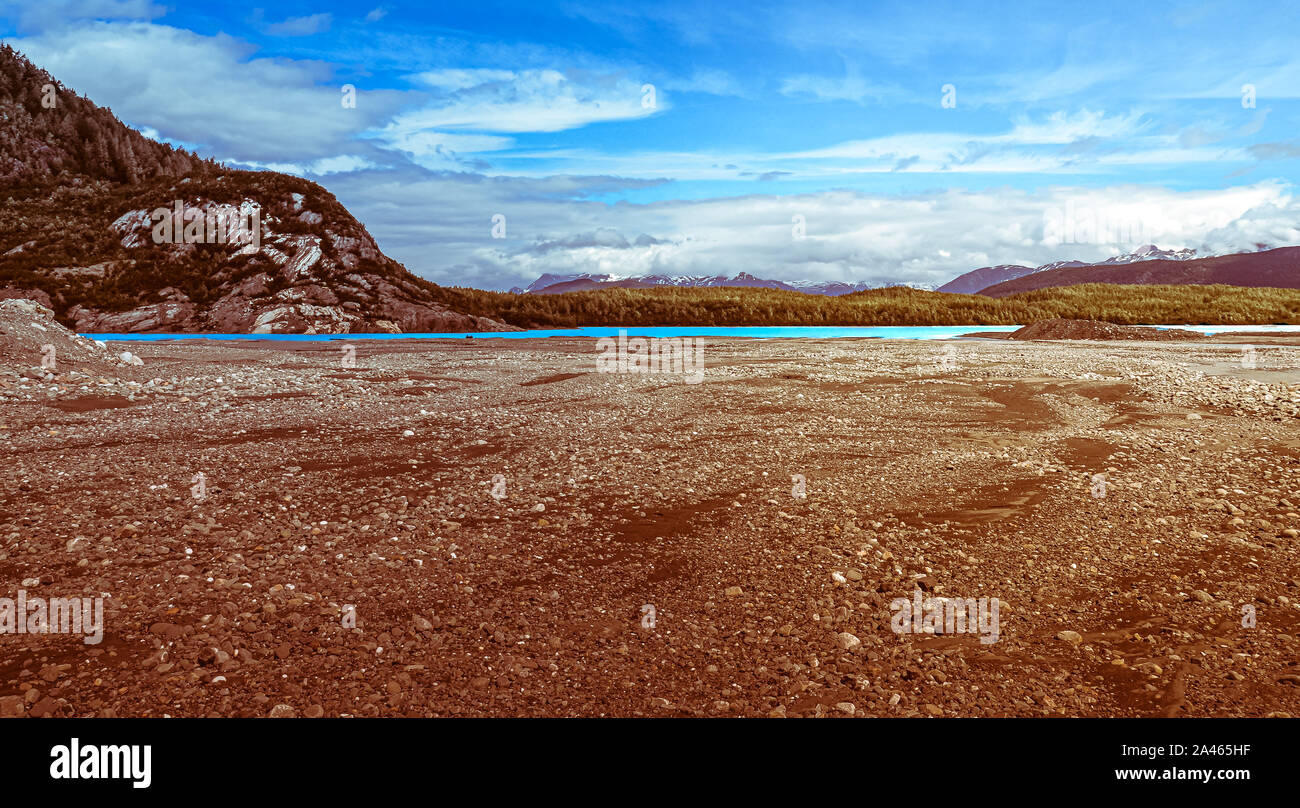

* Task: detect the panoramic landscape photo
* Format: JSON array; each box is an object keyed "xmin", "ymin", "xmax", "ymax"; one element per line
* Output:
[{"xmin": 0, "ymin": 0, "xmax": 1298, "ymax": 733}]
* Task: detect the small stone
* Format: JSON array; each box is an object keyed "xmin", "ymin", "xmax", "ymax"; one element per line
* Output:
[
  {"xmin": 835, "ymin": 702, "xmax": 856, "ymax": 715},
  {"xmin": 0, "ymin": 695, "xmax": 24, "ymax": 718},
  {"xmin": 724, "ymin": 586, "xmax": 744, "ymax": 597},
  {"xmin": 304, "ymin": 704, "xmax": 325, "ymax": 718},
  {"xmin": 268, "ymin": 703, "xmax": 296, "ymax": 718},
  {"xmin": 1057, "ymin": 630, "xmax": 1084, "ymax": 646},
  {"xmin": 836, "ymin": 632, "xmax": 862, "ymax": 651}
]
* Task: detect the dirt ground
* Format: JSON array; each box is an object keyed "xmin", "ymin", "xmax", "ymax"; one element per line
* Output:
[{"xmin": 1, "ymin": 334, "xmax": 1299, "ymax": 717}]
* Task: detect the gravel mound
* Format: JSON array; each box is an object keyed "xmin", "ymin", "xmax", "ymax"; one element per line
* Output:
[
  {"xmin": 0, "ymin": 298, "xmax": 137, "ymax": 379},
  {"xmin": 1009, "ymin": 318, "xmax": 1203, "ymax": 341}
]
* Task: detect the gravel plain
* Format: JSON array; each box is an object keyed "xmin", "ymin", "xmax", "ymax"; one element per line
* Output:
[{"xmin": 1, "ymin": 331, "xmax": 1299, "ymax": 717}]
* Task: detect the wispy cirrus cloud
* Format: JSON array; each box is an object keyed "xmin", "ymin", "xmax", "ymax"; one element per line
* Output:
[
  {"xmin": 397, "ymin": 68, "xmax": 661, "ymax": 132},
  {"xmin": 262, "ymin": 13, "xmax": 332, "ymax": 37},
  {"xmin": 780, "ymin": 61, "xmax": 903, "ymax": 104}
]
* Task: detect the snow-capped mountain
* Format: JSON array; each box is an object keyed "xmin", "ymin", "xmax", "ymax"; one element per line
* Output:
[
  {"xmin": 520, "ymin": 271, "xmax": 925, "ymax": 296},
  {"xmin": 977, "ymin": 244, "xmax": 1297, "ymax": 298},
  {"xmin": 1093, "ymin": 244, "xmax": 1197, "ymax": 265},
  {"xmin": 939, "ymin": 245, "xmax": 1201, "ymax": 294}
]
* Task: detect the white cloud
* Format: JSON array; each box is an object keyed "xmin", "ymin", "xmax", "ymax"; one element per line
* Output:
[
  {"xmin": 233, "ymin": 155, "xmax": 379, "ymax": 177},
  {"xmin": 0, "ymin": 0, "xmax": 164, "ymax": 32},
  {"xmin": 389, "ymin": 69, "xmax": 660, "ymax": 134},
  {"xmin": 264, "ymin": 13, "xmax": 333, "ymax": 37},
  {"xmin": 4, "ymin": 22, "xmax": 406, "ymax": 163},
  {"xmin": 411, "ymin": 68, "xmax": 518, "ymax": 92},
  {"xmin": 666, "ymin": 69, "xmax": 743, "ymax": 97},
  {"xmin": 780, "ymin": 69, "xmax": 899, "ymax": 103},
  {"xmin": 479, "ymin": 110, "xmax": 1178, "ymax": 181},
  {"xmin": 377, "ymin": 131, "xmax": 514, "ymax": 171},
  {"xmin": 324, "ymin": 169, "xmax": 1297, "ymax": 290}
]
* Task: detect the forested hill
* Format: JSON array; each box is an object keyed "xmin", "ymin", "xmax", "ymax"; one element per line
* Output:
[{"xmin": 0, "ymin": 44, "xmax": 217, "ymax": 184}]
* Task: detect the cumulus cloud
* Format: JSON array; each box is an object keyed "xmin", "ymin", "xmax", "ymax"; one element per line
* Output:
[
  {"xmin": 523, "ymin": 228, "xmax": 632, "ymax": 254},
  {"xmin": 5, "ymin": 22, "xmax": 407, "ymax": 163},
  {"xmin": 323, "ymin": 168, "xmax": 1297, "ymax": 291}
]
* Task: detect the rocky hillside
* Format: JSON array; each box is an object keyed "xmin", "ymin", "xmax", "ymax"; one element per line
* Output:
[{"xmin": 0, "ymin": 46, "xmax": 513, "ymax": 334}]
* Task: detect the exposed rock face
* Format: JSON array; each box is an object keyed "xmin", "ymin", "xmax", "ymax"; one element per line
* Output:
[
  {"xmin": 57, "ymin": 184, "xmax": 519, "ymax": 334},
  {"xmin": 69, "ymin": 300, "xmax": 196, "ymax": 332},
  {"xmin": 1009, "ymin": 319, "xmax": 1203, "ymax": 341}
]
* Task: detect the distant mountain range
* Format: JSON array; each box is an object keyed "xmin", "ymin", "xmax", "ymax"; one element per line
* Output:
[
  {"xmin": 976, "ymin": 244, "xmax": 1299, "ymax": 297},
  {"xmin": 936, "ymin": 245, "xmax": 1200, "ymax": 294},
  {"xmin": 516, "ymin": 271, "xmax": 932, "ymax": 296},
  {"xmin": 520, "ymin": 243, "xmax": 1297, "ymax": 301}
]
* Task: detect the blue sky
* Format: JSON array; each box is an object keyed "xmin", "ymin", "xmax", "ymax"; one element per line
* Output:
[{"xmin": 3, "ymin": 0, "xmax": 1300, "ymax": 289}]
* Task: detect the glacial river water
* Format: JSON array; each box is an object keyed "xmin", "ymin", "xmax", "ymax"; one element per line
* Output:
[{"xmin": 80, "ymin": 324, "xmax": 1300, "ymax": 341}]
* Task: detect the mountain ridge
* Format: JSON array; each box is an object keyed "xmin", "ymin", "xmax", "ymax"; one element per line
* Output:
[
  {"xmin": 937, "ymin": 244, "xmax": 1202, "ymax": 294},
  {"xmin": 979, "ymin": 245, "xmax": 1300, "ymax": 298},
  {"xmin": 521, "ymin": 270, "xmax": 931, "ymax": 296}
]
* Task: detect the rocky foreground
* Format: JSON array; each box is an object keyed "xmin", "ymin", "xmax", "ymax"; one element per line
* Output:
[{"xmin": 1, "ymin": 330, "xmax": 1298, "ymax": 717}]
